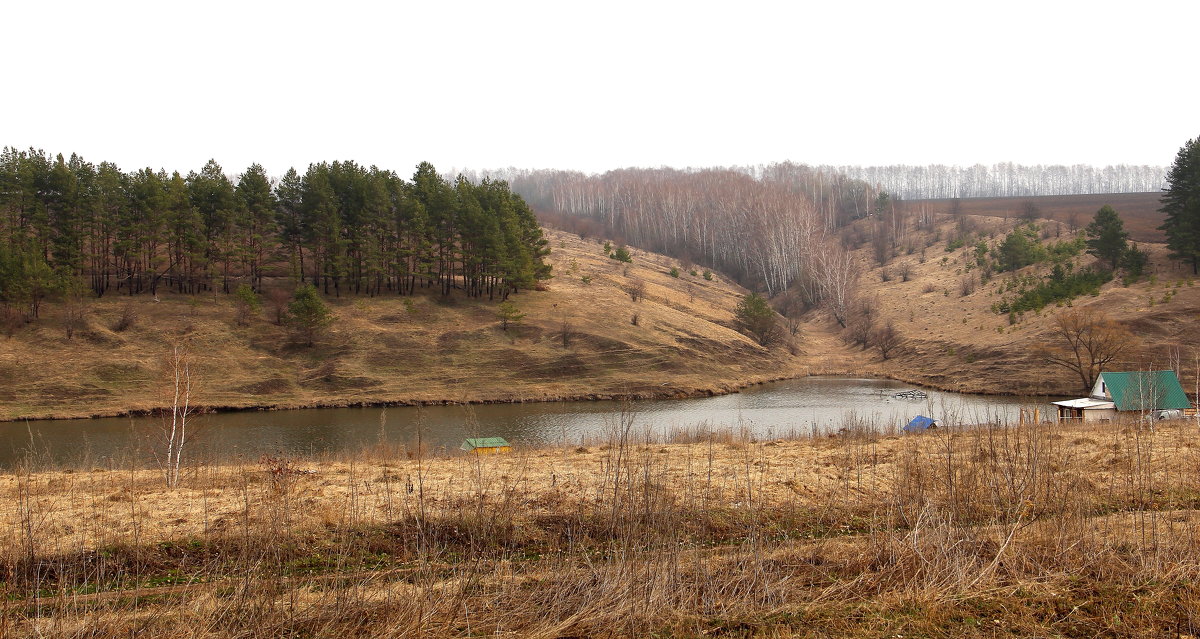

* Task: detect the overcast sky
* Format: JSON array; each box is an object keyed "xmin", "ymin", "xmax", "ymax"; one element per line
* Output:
[{"xmin": 6, "ymin": 0, "xmax": 1197, "ymax": 177}]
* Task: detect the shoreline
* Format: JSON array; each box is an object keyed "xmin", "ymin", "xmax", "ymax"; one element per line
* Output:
[
  {"xmin": 0, "ymin": 367, "xmax": 1066, "ymax": 424},
  {"xmin": 0, "ymin": 374, "xmax": 797, "ymax": 423}
]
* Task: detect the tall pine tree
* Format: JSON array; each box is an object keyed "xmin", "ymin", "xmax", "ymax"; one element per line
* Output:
[
  {"xmin": 1159, "ymin": 136, "xmax": 1200, "ymax": 274},
  {"xmin": 1085, "ymin": 205, "xmax": 1128, "ymax": 270}
]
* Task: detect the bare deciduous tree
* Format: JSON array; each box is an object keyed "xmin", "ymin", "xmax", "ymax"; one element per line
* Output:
[
  {"xmin": 845, "ymin": 298, "xmax": 875, "ymax": 349},
  {"xmin": 813, "ymin": 242, "xmax": 861, "ymax": 328},
  {"xmin": 160, "ymin": 340, "xmax": 197, "ymax": 487},
  {"xmin": 1034, "ymin": 309, "xmax": 1137, "ymax": 393},
  {"xmin": 873, "ymin": 321, "xmax": 903, "ymax": 360}
]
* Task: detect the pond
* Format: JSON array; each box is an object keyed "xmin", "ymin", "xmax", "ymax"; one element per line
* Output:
[{"xmin": 0, "ymin": 376, "xmax": 1049, "ymax": 469}]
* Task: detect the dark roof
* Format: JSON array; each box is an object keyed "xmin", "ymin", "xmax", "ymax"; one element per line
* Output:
[
  {"xmin": 903, "ymin": 415, "xmax": 938, "ymax": 432},
  {"xmin": 461, "ymin": 437, "xmax": 511, "ymax": 450},
  {"xmin": 1100, "ymin": 371, "xmax": 1192, "ymax": 411}
]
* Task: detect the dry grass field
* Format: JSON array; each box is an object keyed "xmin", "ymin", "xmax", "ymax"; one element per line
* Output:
[{"xmin": 4, "ymin": 417, "xmax": 1200, "ymax": 637}]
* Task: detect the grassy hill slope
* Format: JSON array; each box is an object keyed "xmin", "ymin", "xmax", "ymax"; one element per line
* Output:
[
  {"xmin": 0, "ymin": 230, "xmax": 851, "ymax": 421},
  {"xmin": 825, "ymin": 197, "xmax": 1200, "ymax": 396}
]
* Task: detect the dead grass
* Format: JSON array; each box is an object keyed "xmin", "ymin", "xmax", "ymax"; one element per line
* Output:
[{"xmin": 4, "ymin": 417, "xmax": 1200, "ymax": 637}]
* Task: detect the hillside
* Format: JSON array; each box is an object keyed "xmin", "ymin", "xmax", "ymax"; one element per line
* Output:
[
  {"xmin": 0, "ymin": 230, "xmax": 859, "ymax": 421},
  {"xmin": 823, "ymin": 197, "xmax": 1200, "ymax": 397},
  {"xmin": 3, "ymin": 192, "xmax": 1195, "ymax": 420}
]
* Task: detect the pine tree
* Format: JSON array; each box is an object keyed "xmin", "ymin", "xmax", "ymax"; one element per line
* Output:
[
  {"xmin": 235, "ymin": 163, "xmax": 278, "ymax": 291},
  {"xmin": 734, "ymin": 292, "xmax": 780, "ymax": 346},
  {"xmin": 496, "ymin": 299, "xmax": 524, "ymax": 331},
  {"xmin": 164, "ymin": 172, "xmax": 204, "ymax": 293},
  {"xmin": 287, "ymin": 283, "xmax": 332, "ymax": 346},
  {"xmin": 188, "ymin": 160, "xmax": 237, "ymax": 292},
  {"xmin": 1084, "ymin": 205, "xmax": 1128, "ymax": 270},
  {"xmin": 1159, "ymin": 136, "xmax": 1200, "ymax": 274},
  {"xmin": 300, "ymin": 164, "xmax": 345, "ymax": 295},
  {"xmin": 275, "ymin": 167, "xmax": 306, "ymax": 283}
]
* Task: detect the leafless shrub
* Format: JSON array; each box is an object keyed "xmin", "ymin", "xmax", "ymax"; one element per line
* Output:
[
  {"xmin": 897, "ymin": 262, "xmax": 913, "ymax": 282},
  {"xmin": 260, "ymin": 454, "xmax": 302, "ymax": 494},
  {"xmin": 956, "ymin": 212, "xmax": 979, "ymax": 236},
  {"xmin": 559, "ymin": 318, "xmax": 575, "ymax": 347},
  {"xmin": 576, "ymin": 218, "xmax": 599, "ymax": 241},
  {"xmin": 922, "ymin": 282, "xmax": 937, "ymax": 294},
  {"xmin": 844, "ymin": 298, "xmax": 875, "ymax": 349},
  {"xmin": 1019, "ymin": 201, "xmax": 1040, "ymax": 223},
  {"xmin": 959, "ymin": 274, "xmax": 976, "ymax": 297},
  {"xmin": 879, "ymin": 268, "xmax": 892, "ymax": 283},
  {"xmin": 872, "ymin": 320, "xmax": 903, "ymax": 359},
  {"xmin": 265, "ymin": 288, "xmax": 291, "ymax": 326},
  {"xmin": 871, "ymin": 221, "xmax": 894, "ymax": 266},
  {"xmin": 111, "ymin": 302, "xmax": 137, "ymax": 332},
  {"xmin": 786, "ymin": 339, "xmax": 801, "ymax": 356},
  {"xmin": 785, "ymin": 315, "xmax": 801, "ymax": 337},
  {"xmin": 630, "ymin": 313, "xmax": 639, "ymax": 326},
  {"xmin": 63, "ymin": 298, "xmax": 88, "ymax": 339},
  {"xmin": 841, "ymin": 225, "xmax": 867, "ymax": 249},
  {"xmin": 626, "ymin": 279, "xmax": 646, "ymax": 302},
  {"xmin": 1067, "ymin": 210, "xmax": 1080, "ymax": 232}
]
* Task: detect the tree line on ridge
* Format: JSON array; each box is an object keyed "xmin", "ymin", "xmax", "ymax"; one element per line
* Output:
[{"xmin": 0, "ymin": 149, "xmax": 551, "ymax": 318}]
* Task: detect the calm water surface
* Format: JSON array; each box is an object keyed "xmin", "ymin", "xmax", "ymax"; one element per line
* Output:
[{"xmin": 0, "ymin": 377, "xmax": 1047, "ymax": 468}]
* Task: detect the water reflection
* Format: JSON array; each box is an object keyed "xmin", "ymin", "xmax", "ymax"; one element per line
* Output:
[{"xmin": 0, "ymin": 376, "xmax": 1046, "ymax": 468}]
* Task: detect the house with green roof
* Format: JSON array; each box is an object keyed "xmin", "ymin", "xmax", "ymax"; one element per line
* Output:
[{"xmin": 1053, "ymin": 371, "xmax": 1192, "ymax": 422}]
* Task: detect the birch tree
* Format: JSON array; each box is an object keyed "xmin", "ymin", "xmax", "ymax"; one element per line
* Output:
[{"xmin": 161, "ymin": 340, "xmax": 197, "ymax": 487}]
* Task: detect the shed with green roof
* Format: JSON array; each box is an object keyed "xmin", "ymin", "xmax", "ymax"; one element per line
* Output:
[{"xmin": 461, "ymin": 437, "xmax": 512, "ymax": 455}]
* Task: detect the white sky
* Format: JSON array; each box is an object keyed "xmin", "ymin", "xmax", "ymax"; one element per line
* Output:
[{"xmin": 6, "ymin": 0, "xmax": 1198, "ymax": 177}]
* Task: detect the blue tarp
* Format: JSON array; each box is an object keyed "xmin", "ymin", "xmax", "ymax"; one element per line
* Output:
[{"xmin": 903, "ymin": 415, "xmax": 938, "ymax": 432}]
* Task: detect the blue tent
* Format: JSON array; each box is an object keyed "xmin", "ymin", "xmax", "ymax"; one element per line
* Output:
[{"xmin": 903, "ymin": 415, "xmax": 938, "ymax": 432}]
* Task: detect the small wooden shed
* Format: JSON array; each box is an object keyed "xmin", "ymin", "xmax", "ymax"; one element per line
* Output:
[
  {"xmin": 1051, "ymin": 397, "xmax": 1117, "ymax": 422},
  {"xmin": 461, "ymin": 437, "xmax": 512, "ymax": 455}
]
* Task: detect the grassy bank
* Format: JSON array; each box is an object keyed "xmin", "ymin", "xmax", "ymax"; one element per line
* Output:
[{"xmin": 4, "ymin": 416, "xmax": 1200, "ymax": 637}]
